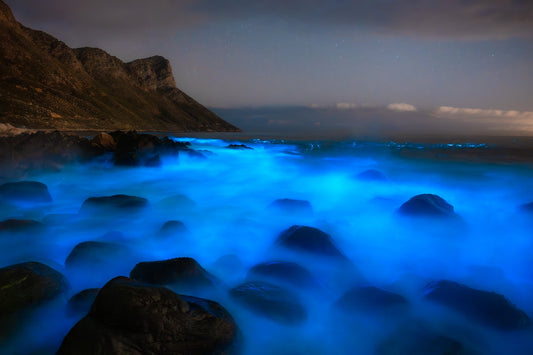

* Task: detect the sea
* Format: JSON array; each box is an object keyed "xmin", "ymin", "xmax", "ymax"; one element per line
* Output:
[{"xmin": 2, "ymin": 135, "xmax": 533, "ymax": 354}]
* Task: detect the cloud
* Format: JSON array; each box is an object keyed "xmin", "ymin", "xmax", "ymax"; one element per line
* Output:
[
  {"xmin": 435, "ymin": 106, "xmax": 533, "ymax": 120},
  {"xmin": 387, "ymin": 103, "xmax": 417, "ymax": 112},
  {"xmin": 6, "ymin": 0, "xmax": 533, "ymax": 40},
  {"xmin": 335, "ymin": 102, "xmax": 358, "ymax": 110}
]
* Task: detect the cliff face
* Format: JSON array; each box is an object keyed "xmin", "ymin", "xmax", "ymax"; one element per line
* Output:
[{"xmin": 0, "ymin": 0, "xmax": 239, "ymax": 132}]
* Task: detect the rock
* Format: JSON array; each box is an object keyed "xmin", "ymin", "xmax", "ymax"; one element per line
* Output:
[
  {"xmin": 79, "ymin": 194, "xmax": 148, "ymax": 215},
  {"xmin": 0, "ymin": 219, "xmax": 44, "ymax": 234},
  {"xmin": 57, "ymin": 277, "xmax": 239, "ymax": 355},
  {"xmin": 247, "ymin": 261, "xmax": 316, "ymax": 289},
  {"xmin": 398, "ymin": 194, "xmax": 458, "ymax": 218},
  {"xmin": 67, "ymin": 288, "xmax": 100, "ymax": 316},
  {"xmin": 334, "ymin": 285, "xmax": 407, "ymax": 313},
  {"xmin": 0, "ymin": 181, "xmax": 52, "ymax": 203},
  {"xmin": 0, "ymin": 262, "xmax": 67, "ymax": 329},
  {"xmin": 226, "ymin": 144, "xmax": 253, "ymax": 150},
  {"xmin": 520, "ymin": 202, "xmax": 533, "ymax": 212},
  {"xmin": 212, "ymin": 254, "xmax": 243, "ymax": 275},
  {"xmin": 275, "ymin": 225, "xmax": 346, "ymax": 259},
  {"xmin": 65, "ymin": 241, "xmax": 131, "ymax": 269},
  {"xmin": 158, "ymin": 220, "xmax": 188, "ymax": 237},
  {"xmin": 377, "ymin": 322, "xmax": 468, "ymax": 355},
  {"xmin": 90, "ymin": 133, "xmax": 116, "ymax": 151},
  {"xmin": 423, "ymin": 280, "xmax": 530, "ymax": 330},
  {"xmin": 156, "ymin": 194, "xmax": 197, "ymax": 211},
  {"xmin": 269, "ymin": 199, "xmax": 313, "ymax": 215},
  {"xmin": 357, "ymin": 169, "xmax": 387, "ymax": 181},
  {"xmin": 230, "ymin": 282, "xmax": 306, "ymax": 325},
  {"xmin": 130, "ymin": 257, "xmax": 217, "ymax": 290}
]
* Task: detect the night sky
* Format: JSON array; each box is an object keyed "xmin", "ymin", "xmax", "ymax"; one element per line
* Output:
[{"xmin": 5, "ymin": 0, "xmax": 533, "ymax": 137}]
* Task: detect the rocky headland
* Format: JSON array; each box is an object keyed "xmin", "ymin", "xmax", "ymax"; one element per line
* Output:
[{"xmin": 0, "ymin": 0, "xmax": 239, "ymax": 132}]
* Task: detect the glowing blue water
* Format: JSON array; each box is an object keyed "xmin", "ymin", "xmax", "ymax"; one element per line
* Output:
[{"xmin": 1, "ymin": 138, "xmax": 533, "ymax": 354}]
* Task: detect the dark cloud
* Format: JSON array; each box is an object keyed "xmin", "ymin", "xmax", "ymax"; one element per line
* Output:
[{"xmin": 6, "ymin": 0, "xmax": 533, "ymax": 39}]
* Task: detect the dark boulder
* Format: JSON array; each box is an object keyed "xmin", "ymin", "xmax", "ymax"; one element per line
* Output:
[
  {"xmin": 0, "ymin": 181, "xmax": 52, "ymax": 203},
  {"xmin": 158, "ymin": 220, "xmax": 189, "ymax": 237},
  {"xmin": 90, "ymin": 132, "xmax": 116, "ymax": 152},
  {"xmin": 229, "ymin": 281, "xmax": 306, "ymax": 325},
  {"xmin": 520, "ymin": 201, "xmax": 533, "ymax": 212},
  {"xmin": 0, "ymin": 219, "xmax": 44, "ymax": 234},
  {"xmin": 57, "ymin": 277, "xmax": 239, "ymax": 355},
  {"xmin": 269, "ymin": 199, "xmax": 313, "ymax": 215},
  {"xmin": 335, "ymin": 285, "xmax": 407, "ymax": 313},
  {"xmin": 130, "ymin": 257, "xmax": 217, "ymax": 290},
  {"xmin": 79, "ymin": 194, "xmax": 148, "ymax": 215},
  {"xmin": 226, "ymin": 144, "xmax": 253, "ymax": 150},
  {"xmin": 65, "ymin": 241, "xmax": 132, "ymax": 269},
  {"xmin": 377, "ymin": 322, "xmax": 468, "ymax": 355},
  {"xmin": 398, "ymin": 194, "xmax": 458, "ymax": 218},
  {"xmin": 67, "ymin": 288, "xmax": 100, "ymax": 316},
  {"xmin": 357, "ymin": 169, "xmax": 387, "ymax": 181},
  {"xmin": 247, "ymin": 261, "xmax": 316, "ymax": 289},
  {"xmin": 423, "ymin": 280, "xmax": 530, "ymax": 330},
  {"xmin": 275, "ymin": 225, "xmax": 346, "ymax": 259},
  {"xmin": 0, "ymin": 262, "xmax": 67, "ymax": 328}
]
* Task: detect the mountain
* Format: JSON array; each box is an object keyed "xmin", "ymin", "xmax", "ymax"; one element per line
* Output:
[{"xmin": 0, "ymin": 0, "xmax": 239, "ymax": 132}]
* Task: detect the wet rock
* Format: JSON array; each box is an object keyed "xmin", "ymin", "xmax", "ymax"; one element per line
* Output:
[
  {"xmin": 226, "ymin": 144, "xmax": 253, "ymax": 150},
  {"xmin": 130, "ymin": 257, "xmax": 217, "ymax": 290},
  {"xmin": 357, "ymin": 169, "xmax": 387, "ymax": 181},
  {"xmin": 398, "ymin": 194, "xmax": 458, "ymax": 218},
  {"xmin": 0, "ymin": 262, "xmax": 67, "ymax": 329},
  {"xmin": 423, "ymin": 280, "xmax": 530, "ymax": 330},
  {"xmin": 156, "ymin": 194, "xmax": 197, "ymax": 211},
  {"xmin": 334, "ymin": 285, "xmax": 407, "ymax": 313},
  {"xmin": 247, "ymin": 261, "xmax": 316, "ymax": 289},
  {"xmin": 0, "ymin": 181, "xmax": 52, "ymax": 203},
  {"xmin": 90, "ymin": 132, "xmax": 116, "ymax": 152},
  {"xmin": 79, "ymin": 194, "xmax": 148, "ymax": 215},
  {"xmin": 57, "ymin": 277, "xmax": 239, "ymax": 355},
  {"xmin": 158, "ymin": 220, "xmax": 188, "ymax": 237},
  {"xmin": 0, "ymin": 219, "xmax": 44, "ymax": 234},
  {"xmin": 269, "ymin": 199, "xmax": 313, "ymax": 215},
  {"xmin": 65, "ymin": 241, "xmax": 131, "ymax": 269},
  {"xmin": 229, "ymin": 281, "xmax": 306, "ymax": 325},
  {"xmin": 67, "ymin": 288, "xmax": 100, "ymax": 316},
  {"xmin": 377, "ymin": 322, "xmax": 468, "ymax": 355},
  {"xmin": 275, "ymin": 225, "xmax": 346, "ymax": 259}
]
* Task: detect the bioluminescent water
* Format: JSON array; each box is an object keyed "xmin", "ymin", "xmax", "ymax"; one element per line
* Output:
[{"xmin": 2, "ymin": 137, "xmax": 533, "ymax": 354}]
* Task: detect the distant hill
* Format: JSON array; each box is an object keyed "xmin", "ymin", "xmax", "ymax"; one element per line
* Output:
[{"xmin": 0, "ymin": 0, "xmax": 239, "ymax": 132}]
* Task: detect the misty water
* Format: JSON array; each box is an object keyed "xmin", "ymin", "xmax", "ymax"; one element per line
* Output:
[{"xmin": 2, "ymin": 137, "xmax": 533, "ymax": 354}]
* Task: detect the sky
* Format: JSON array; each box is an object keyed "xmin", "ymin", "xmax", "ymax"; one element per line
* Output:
[{"xmin": 4, "ymin": 0, "xmax": 533, "ymax": 137}]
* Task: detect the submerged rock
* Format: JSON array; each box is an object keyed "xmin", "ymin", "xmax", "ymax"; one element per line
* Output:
[
  {"xmin": 0, "ymin": 181, "xmax": 52, "ymax": 203},
  {"xmin": 67, "ymin": 288, "xmax": 100, "ymax": 316},
  {"xmin": 357, "ymin": 169, "xmax": 387, "ymax": 181},
  {"xmin": 229, "ymin": 281, "xmax": 306, "ymax": 325},
  {"xmin": 269, "ymin": 199, "xmax": 313, "ymax": 215},
  {"xmin": 0, "ymin": 262, "xmax": 67, "ymax": 329},
  {"xmin": 275, "ymin": 225, "xmax": 346, "ymax": 259},
  {"xmin": 158, "ymin": 220, "xmax": 189, "ymax": 237},
  {"xmin": 156, "ymin": 194, "xmax": 197, "ymax": 211},
  {"xmin": 79, "ymin": 194, "xmax": 148, "ymax": 215},
  {"xmin": 246, "ymin": 261, "xmax": 316, "ymax": 289},
  {"xmin": 377, "ymin": 322, "xmax": 469, "ymax": 355},
  {"xmin": 0, "ymin": 219, "xmax": 44, "ymax": 234},
  {"xmin": 226, "ymin": 144, "xmax": 253, "ymax": 150},
  {"xmin": 65, "ymin": 241, "xmax": 132, "ymax": 269},
  {"xmin": 130, "ymin": 257, "xmax": 217, "ymax": 290},
  {"xmin": 398, "ymin": 194, "xmax": 458, "ymax": 218},
  {"xmin": 57, "ymin": 277, "xmax": 239, "ymax": 355},
  {"xmin": 335, "ymin": 285, "xmax": 407, "ymax": 313},
  {"xmin": 423, "ymin": 280, "xmax": 530, "ymax": 330}
]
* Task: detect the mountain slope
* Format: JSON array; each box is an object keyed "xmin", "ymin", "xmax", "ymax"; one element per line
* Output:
[{"xmin": 0, "ymin": 0, "xmax": 239, "ymax": 131}]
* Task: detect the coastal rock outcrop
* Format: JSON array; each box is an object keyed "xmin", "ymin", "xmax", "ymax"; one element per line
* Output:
[{"xmin": 57, "ymin": 277, "xmax": 239, "ymax": 354}]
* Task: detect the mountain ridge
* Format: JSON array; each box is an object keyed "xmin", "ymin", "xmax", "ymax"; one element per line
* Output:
[{"xmin": 0, "ymin": 0, "xmax": 239, "ymax": 132}]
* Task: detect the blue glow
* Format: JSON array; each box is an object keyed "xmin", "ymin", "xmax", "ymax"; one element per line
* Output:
[{"xmin": 1, "ymin": 138, "xmax": 533, "ymax": 354}]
